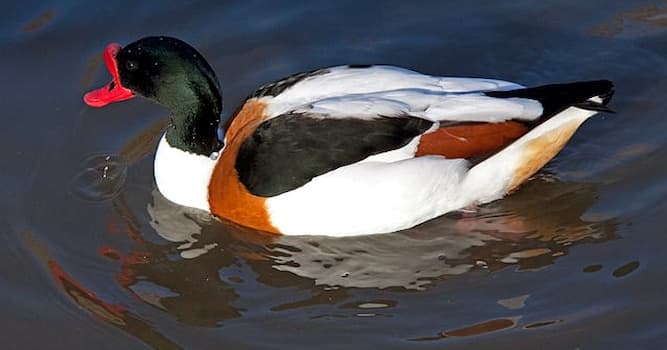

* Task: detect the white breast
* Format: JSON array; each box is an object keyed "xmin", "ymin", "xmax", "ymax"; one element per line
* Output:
[{"xmin": 153, "ymin": 134, "xmax": 217, "ymax": 211}]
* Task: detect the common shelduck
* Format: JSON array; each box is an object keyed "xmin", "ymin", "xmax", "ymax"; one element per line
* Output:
[{"xmin": 84, "ymin": 36, "xmax": 614, "ymax": 236}]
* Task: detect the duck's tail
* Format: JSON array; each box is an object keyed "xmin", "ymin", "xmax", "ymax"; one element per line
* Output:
[
  {"xmin": 463, "ymin": 80, "xmax": 615, "ymax": 204},
  {"xmin": 486, "ymin": 80, "xmax": 615, "ymax": 119}
]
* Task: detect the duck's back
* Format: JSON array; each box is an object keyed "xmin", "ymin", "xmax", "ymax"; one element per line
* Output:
[{"xmin": 252, "ymin": 65, "xmax": 528, "ymax": 119}]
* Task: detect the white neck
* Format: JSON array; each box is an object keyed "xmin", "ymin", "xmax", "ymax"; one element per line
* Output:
[{"xmin": 154, "ymin": 134, "xmax": 218, "ymax": 211}]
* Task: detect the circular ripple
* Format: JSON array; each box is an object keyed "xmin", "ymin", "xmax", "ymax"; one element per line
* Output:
[{"xmin": 70, "ymin": 154, "xmax": 128, "ymax": 201}]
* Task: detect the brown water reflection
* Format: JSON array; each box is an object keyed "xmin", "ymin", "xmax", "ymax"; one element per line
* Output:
[
  {"xmin": 591, "ymin": 2, "xmax": 667, "ymax": 37},
  {"xmin": 412, "ymin": 317, "xmax": 519, "ymax": 341},
  {"xmin": 21, "ymin": 9, "xmax": 56, "ymax": 33}
]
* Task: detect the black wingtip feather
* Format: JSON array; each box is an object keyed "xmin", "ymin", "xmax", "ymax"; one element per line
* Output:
[
  {"xmin": 486, "ymin": 79, "xmax": 615, "ymax": 118},
  {"xmin": 574, "ymin": 100, "xmax": 616, "ymax": 113}
]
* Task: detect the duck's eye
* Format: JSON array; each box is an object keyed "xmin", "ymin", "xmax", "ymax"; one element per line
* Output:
[{"xmin": 126, "ymin": 60, "xmax": 138, "ymax": 71}]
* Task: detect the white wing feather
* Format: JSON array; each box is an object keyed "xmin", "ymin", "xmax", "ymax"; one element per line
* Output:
[{"xmin": 263, "ymin": 65, "xmax": 543, "ymax": 122}]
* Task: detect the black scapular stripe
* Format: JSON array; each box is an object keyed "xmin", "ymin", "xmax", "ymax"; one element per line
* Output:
[
  {"xmin": 236, "ymin": 113, "xmax": 434, "ymax": 197},
  {"xmin": 251, "ymin": 69, "xmax": 330, "ymax": 98},
  {"xmin": 347, "ymin": 64, "xmax": 374, "ymax": 69},
  {"xmin": 486, "ymin": 80, "xmax": 615, "ymax": 118}
]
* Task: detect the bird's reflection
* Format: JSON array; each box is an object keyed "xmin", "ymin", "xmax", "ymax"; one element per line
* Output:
[{"xmin": 98, "ymin": 171, "xmax": 616, "ymax": 328}]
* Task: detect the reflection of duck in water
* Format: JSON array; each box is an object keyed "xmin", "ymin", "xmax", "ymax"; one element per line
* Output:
[
  {"xmin": 46, "ymin": 260, "xmax": 183, "ymax": 350},
  {"xmin": 20, "ymin": 229, "xmax": 184, "ymax": 350},
  {"xmin": 84, "ymin": 36, "xmax": 614, "ymax": 236},
  {"xmin": 141, "ymin": 175, "xmax": 616, "ymax": 292}
]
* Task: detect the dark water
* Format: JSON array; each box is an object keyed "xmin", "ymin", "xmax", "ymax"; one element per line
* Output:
[{"xmin": 3, "ymin": 1, "xmax": 667, "ymax": 349}]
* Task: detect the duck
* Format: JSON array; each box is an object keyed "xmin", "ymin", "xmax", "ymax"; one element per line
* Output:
[{"xmin": 83, "ymin": 36, "xmax": 614, "ymax": 237}]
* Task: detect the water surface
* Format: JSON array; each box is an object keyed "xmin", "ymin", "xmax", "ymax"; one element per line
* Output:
[{"xmin": 2, "ymin": 1, "xmax": 667, "ymax": 349}]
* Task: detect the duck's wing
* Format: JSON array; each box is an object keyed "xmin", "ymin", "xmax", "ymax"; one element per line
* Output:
[
  {"xmin": 287, "ymin": 89, "xmax": 544, "ymax": 124},
  {"xmin": 239, "ymin": 66, "xmax": 613, "ymax": 197},
  {"xmin": 236, "ymin": 111, "xmax": 434, "ymax": 197},
  {"xmin": 258, "ymin": 65, "xmax": 532, "ymax": 120},
  {"xmin": 236, "ymin": 91, "xmax": 543, "ymax": 198},
  {"xmin": 257, "ymin": 65, "xmax": 613, "ymax": 122}
]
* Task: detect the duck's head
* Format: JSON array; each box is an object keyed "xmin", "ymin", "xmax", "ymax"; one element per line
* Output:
[{"xmin": 85, "ymin": 36, "xmax": 222, "ymax": 155}]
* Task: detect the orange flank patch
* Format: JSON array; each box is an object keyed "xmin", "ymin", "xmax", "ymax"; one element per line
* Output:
[
  {"xmin": 416, "ymin": 121, "xmax": 529, "ymax": 159},
  {"xmin": 208, "ymin": 99, "xmax": 281, "ymax": 234}
]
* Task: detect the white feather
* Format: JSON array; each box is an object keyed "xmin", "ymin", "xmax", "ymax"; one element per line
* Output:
[
  {"xmin": 263, "ymin": 65, "xmax": 534, "ymax": 122},
  {"xmin": 361, "ymin": 135, "xmax": 425, "ymax": 163},
  {"xmin": 292, "ymin": 91, "xmax": 543, "ymax": 122},
  {"xmin": 266, "ymin": 155, "xmax": 471, "ymax": 236},
  {"xmin": 153, "ymin": 134, "xmax": 217, "ymax": 211}
]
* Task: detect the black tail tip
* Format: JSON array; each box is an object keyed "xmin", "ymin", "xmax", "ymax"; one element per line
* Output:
[
  {"xmin": 485, "ymin": 78, "xmax": 616, "ymax": 115},
  {"xmin": 574, "ymin": 80, "xmax": 615, "ymax": 113},
  {"xmin": 599, "ymin": 81, "xmax": 615, "ymax": 106}
]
